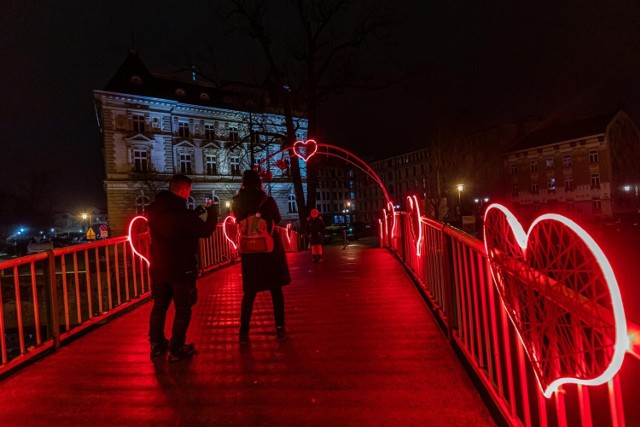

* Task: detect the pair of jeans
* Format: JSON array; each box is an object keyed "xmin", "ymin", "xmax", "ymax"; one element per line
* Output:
[
  {"xmin": 240, "ymin": 287, "xmax": 285, "ymax": 333},
  {"xmin": 149, "ymin": 280, "xmax": 197, "ymax": 350}
]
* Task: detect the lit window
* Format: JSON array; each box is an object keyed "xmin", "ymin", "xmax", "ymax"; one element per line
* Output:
[
  {"xmin": 132, "ymin": 115, "xmax": 145, "ymax": 133},
  {"xmin": 592, "ymin": 198, "xmax": 602, "ymax": 212},
  {"xmin": 205, "ymin": 154, "xmax": 217, "ymax": 175},
  {"xmin": 531, "ymin": 181, "xmax": 539, "ymax": 194},
  {"xmin": 179, "ymin": 153, "xmax": 192, "ymax": 174},
  {"xmin": 133, "ymin": 149, "xmax": 148, "ymax": 173},
  {"xmin": 564, "ymin": 176, "xmax": 573, "ymax": 192},
  {"xmin": 530, "ymin": 160, "xmax": 538, "ymax": 172},
  {"xmin": 589, "ymin": 150, "xmax": 599, "ymax": 163},
  {"xmin": 178, "ymin": 122, "xmax": 190, "ymax": 138},
  {"xmin": 204, "ymin": 124, "xmax": 215, "ymax": 140},
  {"xmin": 288, "ymin": 192, "xmax": 297, "ymax": 213},
  {"xmin": 563, "ymin": 155, "xmax": 572, "ymax": 168},
  {"xmin": 545, "ymin": 158, "xmax": 554, "ymax": 169},
  {"xmin": 548, "ymin": 178, "xmax": 556, "ymax": 192},
  {"xmin": 591, "ymin": 173, "xmax": 600, "ymax": 188},
  {"xmin": 230, "ymin": 156, "xmax": 240, "ymax": 175}
]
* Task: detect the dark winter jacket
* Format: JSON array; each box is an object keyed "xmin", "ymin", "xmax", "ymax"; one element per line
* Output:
[
  {"xmin": 148, "ymin": 190, "xmax": 218, "ymax": 282},
  {"xmin": 306, "ymin": 216, "xmax": 325, "ymax": 245},
  {"xmin": 232, "ymin": 187, "xmax": 290, "ymax": 293}
]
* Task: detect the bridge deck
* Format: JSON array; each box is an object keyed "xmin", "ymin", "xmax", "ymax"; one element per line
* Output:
[{"xmin": 0, "ymin": 238, "xmax": 494, "ymax": 426}]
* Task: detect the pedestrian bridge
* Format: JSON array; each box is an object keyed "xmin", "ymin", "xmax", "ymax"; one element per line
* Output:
[{"xmin": 1, "ymin": 210, "xmax": 639, "ymax": 426}]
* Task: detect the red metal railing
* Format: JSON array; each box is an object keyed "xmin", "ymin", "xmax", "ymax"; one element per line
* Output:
[
  {"xmin": 387, "ymin": 211, "xmax": 640, "ymax": 427},
  {"xmin": 0, "ymin": 223, "xmax": 297, "ymax": 377}
]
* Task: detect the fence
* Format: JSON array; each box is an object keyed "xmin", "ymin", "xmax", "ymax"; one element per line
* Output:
[
  {"xmin": 386, "ymin": 211, "xmax": 640, "ymax": 427},
  {"xmin": 0, "ymin": 222, "xmax": 282, "ymax": 377}
]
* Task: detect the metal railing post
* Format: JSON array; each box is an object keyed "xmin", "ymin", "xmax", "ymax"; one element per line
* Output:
[{"xmin": 44, "ymin": 250, "xmax": 61, "ymax": 348}]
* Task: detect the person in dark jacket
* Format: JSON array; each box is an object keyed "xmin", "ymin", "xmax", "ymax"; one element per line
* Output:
[
  {"xmin": 232, "ymin": 170, "xmax": 290, "ymax": 344},
  {"xmin": 148, "ymin": 174, "xmax": 218, "ymax": 362},
  {"xmin": 306, "ymin": 208, "xmax": 325, "ymax": 262}
]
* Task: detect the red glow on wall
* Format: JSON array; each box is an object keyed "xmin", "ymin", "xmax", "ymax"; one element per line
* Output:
[
  {"xmin": 386, "ymin": 202, "xmax": 396, "ymax": 238},
  {"xmin": 127, "ymin": 216, "xmax": 150, "ymax": 267},
  {"xmin": 483, "ymin": 203, "xmax": 628, "ymax": 398}
]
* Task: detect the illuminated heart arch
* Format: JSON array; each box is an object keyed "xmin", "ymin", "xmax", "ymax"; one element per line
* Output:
[
  {"xmin": 483, "ymin": 203, "xmax": 628, "ymax": 397},
  {"xmin": 128, "ymin": 215, "xmax": 151, "ymax": 267}
]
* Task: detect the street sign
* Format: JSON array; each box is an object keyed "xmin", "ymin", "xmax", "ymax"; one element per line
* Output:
[
  {"xmin": 99, "ymin": 224, "xmax": 109, "ymax": 238},
  {"xmin": 86, "ymin": 227, "xmax": 96, "ymax": 240}
]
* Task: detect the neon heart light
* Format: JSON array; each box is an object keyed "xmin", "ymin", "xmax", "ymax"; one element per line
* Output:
[
  {"xmin": 222, "ymin": 215, "xmax": 239, "ymax": 250},
  {"xmin": 293, "ymin": 139, "xmax": 318, "ymax": 162},
  {"xmin": 128, "ymin": 215, "xmax": 150, "ymax": 266},
  {"xmin": 406, "ymin": 195, "xmax": 423, "ymax": 256},
  {"xmin": 285, "ymin": 223, "xmax": 293, "ymax": 246},
  {"xmin": 483, "ymin": 204, "xmax": 627, "ymax": 397}
]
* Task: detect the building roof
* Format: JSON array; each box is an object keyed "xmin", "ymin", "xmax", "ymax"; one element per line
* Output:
[
  {"xmin": 508, "ymin": 111, "xmax": 618, "ymax": 152},
  {"xmin": 102, "ymin": 50, "xmax": 279, "ymax": 114}
]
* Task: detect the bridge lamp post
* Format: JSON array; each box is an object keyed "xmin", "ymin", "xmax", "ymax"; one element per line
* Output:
[{"xmin": 456, "ymin": 184, "xmax": 464, "ymax": 212}]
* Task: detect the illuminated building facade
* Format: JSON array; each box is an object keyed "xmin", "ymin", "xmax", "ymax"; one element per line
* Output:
[
  {"xmin": 504, "ymin": 110, "xmax": 640, "ymax": 222},
  {"xmin": 94, "ymin": 51, "xmax": 307, "ymax": 235}
]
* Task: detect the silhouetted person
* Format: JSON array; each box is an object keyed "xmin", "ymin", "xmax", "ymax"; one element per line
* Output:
[
  {"xmin": 148, "ymin": 174, "xmax": 218, "ymax": 362},
  {"xmin": 306, "ymin": 208, "xmax": 325, "ymax": 262},
  {"xmin": 232, "ymin": 170, "xmax": 290, "ymax": 344}
]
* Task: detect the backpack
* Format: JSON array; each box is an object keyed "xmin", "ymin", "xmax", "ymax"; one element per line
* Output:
[{"xmin": 238, "ymin": 195, "xmax": 274, "ymax": 253}]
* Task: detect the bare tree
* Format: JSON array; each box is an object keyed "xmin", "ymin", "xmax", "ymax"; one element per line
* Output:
[{"xmin": 207, "ymin": 0, "xmax": 397, "ymax": 229}]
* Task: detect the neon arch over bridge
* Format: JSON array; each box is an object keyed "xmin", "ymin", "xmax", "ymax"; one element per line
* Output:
[{"xmin": 254, "ymin": 139, "xmax": 392, "ymax": 205}]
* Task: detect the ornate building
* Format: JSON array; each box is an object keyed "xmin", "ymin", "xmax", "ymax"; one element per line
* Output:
[
  {"xmin": 93, "ymin": 51, "xmax": 307, "ymax": 235},
  {"xmin": 504, "ymin": 110, "xmax": 640, "ymax": 222}
]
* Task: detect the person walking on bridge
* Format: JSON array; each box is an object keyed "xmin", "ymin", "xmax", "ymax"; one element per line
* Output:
[
  {"xmin": 232, "ymin": 170, "xmax": 290, "ymax": 345},
  {"xmin": 306, "ymin": 208, "xmax": 325, "ymax": 262},
  {"xmin": 148, "ymin": 174, "xmax": 218, "ymax": 362}
]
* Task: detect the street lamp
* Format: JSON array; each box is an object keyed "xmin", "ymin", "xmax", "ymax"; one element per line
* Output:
[
  {"xmin": 225, "ymin": 201, "xmax": 231, "ymax": 214},
  {"xmin": 456, "ymin": 183, "xmax": 464, "ymax": 206}
]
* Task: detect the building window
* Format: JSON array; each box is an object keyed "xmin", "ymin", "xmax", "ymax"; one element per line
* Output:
[
  {"xmin": 512, "ymin": 185, "xmax": 518, "ymax": 196},
  {"xmin": 563, "ymin": 155, "xmax": 572, "ymax": 168},
  {"xmin": 288, "ymin": 192, "xmax": 297, "ymax": 213},
  {"xmin": 229, "ymin": 126, "xmax": 239, "ymax": 142},
  {"xmin": 530, "ymin": 160, "xmax": 538, "ymax": 172},
  {"xmin": 510, "ymin": 165, "xmax": 517, "ymax": 176},
  {"xmin": 204, "ymin": 124, "xmax": 215, "ymax": 140},
  {"xmin": 545, "ymin": 158, "xmax": 554, "ymax": 169},
  {"xmin": 205, "ymin": 154, "xmax": 217, "ymax": 175},
  {"xmin": 230, "ymin": 156, "xmax": 240, "ymax": 175},
  {"xmin": 178, "ymin": 122, "xmax": 190, "ymax": 138},
  {"xmin": 179, "ymin": 153, "xmax": 192, "ymax": 174},
  {"xmin": 564, "ymin": 176, "xmax": 573, "ymax": 192},
  {"xmin": 592, "ymin": 198, "xmax": 602, "ymax": 212},
  {"xmin": 531, "ymin": 181, "xmax": 539, "ymax": 194},
  {"xmin": 591, "ymin": 173, "xmax": 600, "ymax": 189},
  {"xmin": 133, "ymin": 149, "xmax": 148, "ymax": 173},
  {"xmin": 135, "ymin": 190, "xmax": 150, "ymax": 215},
  {"xmin": 548, "ymin": 178, "xmax": 556, "ymax": 192},
  {"xmin": 589, "ymin": 150, "xmax": 599, "ymax": 163},
  {"xmin": 132, "ymin": 115, "xmax": 145, "ymax": 133},
  {"xmin": 186, "ymin": 196, "xmax": 195, "ymax": 210}
]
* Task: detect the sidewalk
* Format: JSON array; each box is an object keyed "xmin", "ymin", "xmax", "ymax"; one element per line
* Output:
[{"xmin": 0, "ymin": 237, "xmax": 495, "ymax": 426}]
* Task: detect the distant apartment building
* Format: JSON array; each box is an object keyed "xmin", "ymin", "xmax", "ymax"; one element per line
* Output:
[
  {"xmin": 357, "ymin": 123, "xmax": 523, "ymax": 224},
  {"xmin": 93, "ymin": 51, "xmax": 307, "ymax": 235},
  {"xmin": 314, "ymin": 159, "xmax": 357, "ymax": 224},
  {"xmin": 504, "ymin": 110, "xmax": 640, "ymax": 222}
]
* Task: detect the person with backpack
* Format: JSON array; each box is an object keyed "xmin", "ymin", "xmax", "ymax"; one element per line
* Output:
[
  {"xmin": 148, "ymin": 174, "xmax": 218, "ymax": 362},
  {"xmin": 306, "ymin": 208, "xmax": 325, "ymax": 262},
  {"xmin": 232, "ymin": 169, "xmax": 290, "ymax": 345}
]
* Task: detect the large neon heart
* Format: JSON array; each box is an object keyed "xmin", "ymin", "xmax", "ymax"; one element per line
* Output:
[
  {"xmin": 222, "ymin": 215, "xmax": 239, "ymax": 250},
  {"xmin": 483, "ymin": 204, "xmax": 627, "ymax": 397},
  {"xmin": 406, "ymin": 195, "xmax": 422, "ymax": 256},
  {"xmin": 128, "ymin": 215, "xmax": 150, "ymax": 266},
  {"xmin": 293, "ymin": 139, "xmax": 318, "ymax": 162}
]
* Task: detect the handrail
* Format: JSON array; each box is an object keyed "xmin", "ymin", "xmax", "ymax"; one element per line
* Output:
[{"xmin": 386, "ymin": 211, "xmax": 639, "ymax": 427}]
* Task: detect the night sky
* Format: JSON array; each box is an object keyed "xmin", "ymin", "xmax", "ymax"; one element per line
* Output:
[{"xmin": 2, "ymin": 1, "xmax": 640, "ymax": 212}]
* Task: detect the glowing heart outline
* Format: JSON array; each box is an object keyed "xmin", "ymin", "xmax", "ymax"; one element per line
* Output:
[
  {"xmin": 222, "ymin": 215, "xmax": 239, "ymax": 250},
  {"xmin": 128, "ymin": 215, "xmax": 150, "ymax": 266},
  {"xmin": 406, "ymin": 195, "xmax": 423, "ymax": 256},
  {"xmin": 483, "ymin": 203, "xmax": 628, "ymax": 397},
  {"xmin": 293, "ymin": 139, "xmax": 318, "ymax": 162}
]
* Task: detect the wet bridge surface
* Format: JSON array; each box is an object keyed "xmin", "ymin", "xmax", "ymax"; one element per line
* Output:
[{"xmin": 0, "ymin": 237, "xmax": 495, "ymax": 426}]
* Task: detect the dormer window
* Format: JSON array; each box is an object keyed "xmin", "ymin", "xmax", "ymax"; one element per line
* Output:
[
  {"xmin": 199, "ymin": 92, "xmax": 210, "ymax": 100},
  {"xmin": 175, "ymin": 88, "xmax": 186, "ymax": 97},
  {"xmin": 130, "ymin": 75, "xmax": 143, "ymax": 85}
]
